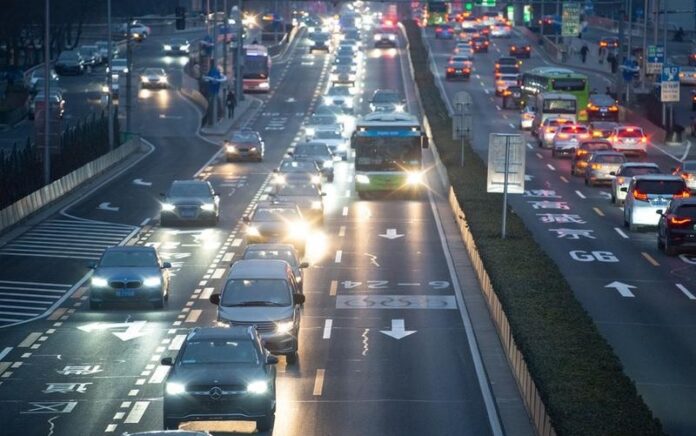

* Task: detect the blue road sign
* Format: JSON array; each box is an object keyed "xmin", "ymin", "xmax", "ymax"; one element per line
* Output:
[
  {"xmin": 647, "ymin": 45, "xmax": 664, "ymax": 64},
  {"xmin": 661, "ymin": 65, "xmax": 680, "ymax": 82}
]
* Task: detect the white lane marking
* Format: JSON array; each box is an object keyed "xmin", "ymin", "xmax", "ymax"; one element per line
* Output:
[
  {"xmin": 342, "ymin": 206, "xmax": 349, "ymax": 216},
  {"xmin": 495, "ymin": 105, "xmax": 501, "ymax": 111},
  {"xmin": 338, "ymin": 226, "xmax": 346, "ymax": 237},
  {"xmin": 676, "ymin": 284, "xmax": 696, "ymax": 300},
  {"xmin": 18, "ymin": 332, "xmax": 42, "ymax": 348},
  {"xmin": 329, "ymin": 280, "xmax": 337, "ymax": 296},
  {"xmin": 575, "ymin": 190, "xmax": 586, "ymax": 199},
  {"xmin": 211, "ymin": 268, "xmax": 226, "ymax": 279},
  {"xmin": 334, "ymin": 250, "xmax": 343, "ymax": 263},
  {"xmin": 128, "ymin": 389, "xmax": 139, "ymax": 397},
  {"xmin": 185, "ymin": 310, "xmax": 201, "ymax": 323},
  {"xmin": 222, "ymin": 252, "xmax": 235, "ymax": 262},
  {"xmin": 199, "ymin": 287, "xmax": 214, "ymax": 300},
  {"xmin": 323, "ymin": 319, "xmax": 333, "ymax": 339},
  {"xmin": 148, "ymin": 365, "xmax": 170, "ymax": 384},
  {"xmin": 124, "ymin": 401, "xmax": 149, "ymax": 424},
  {"xmin": 427, "ymin": 189, "xmax": 504, "ymax": 436},
  {"xmin": 546, "ymin": 164, "xmax": 556, "ymax": 171},
  {"xmin": 313, "ymin": 369, "xmax": 325, "ymax": 396},
  {"xmin": 140, "ymin": 217, "xmax": 150, "ymax": 226},
  {"xmin": 484, "ymin": 88, "xmax": 490, "ymax": 94},
  {"xmin": 231, "ymin": 239, "xmax": 243, "ymax": 247},
  {"xmin": 169, "ymin": 335, "xmax": 187, "ymax": 351},
  {"xmin": 0, "ymin": 347, "xmax": 11, "ymax": 361},
  {"xmin": 560, "ymin": 176, "xmax": 569, "ymax": 183},
  {"xmin": 113, "ymin": 412, "xmax": 125, "ymax": 420},
  {"xmin": 535, "ymin": 153, "xmax": 543, "ymax": 159},
  {"xmin": 614, "ymin": 227, "xmax": 629, "ymax": 239},
  {"xmin": 105, "ymin": 424, "xmax": 117, "ymax": 433},
  {"xmin": 345, "ymin": 189, "xmax": 351, "ymax": 198}
]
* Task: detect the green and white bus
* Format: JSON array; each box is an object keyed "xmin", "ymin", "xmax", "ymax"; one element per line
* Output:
[
  {"xmin": 521, "ymin": 67, "xmax": 590, "ymax": 121},
  {"xmin": 351, "ymin": 112, "xmax": 426, "ymax": 198},
  {"xmin": 424, "ymin": 1, "xmax": 449, "ymax": 26}
]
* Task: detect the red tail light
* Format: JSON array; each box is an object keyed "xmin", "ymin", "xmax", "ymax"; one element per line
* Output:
[
  {"xmin": 436, "ymin": 27, "xmax": 442, "ymax": 32},
  {"xmin": 641, "ymin": 136, "xmax": 647, "ymax": 143},
  {"xmin": 447, "ymin": 67, "xmax": 454, "ymax": 73},
  {"xmin": 557, "ymin": 133, "xmax": 570, "ymax": 139},
  {"xmin": 633, "ymin": 189, "xmax": 649, "ymax": 201},
  {"xmin": 462, "ymin": 68, "xmax": 470, "ymax": 73},
  {"xmin": 576, "ymin": 149, "xmax": 587, "ymax": 156},
  {"xmin": 668, "ymin": 214, "xmax": 693, "ymax": 228},
  {"xmin": 673, "ymin": 190, "xmax": 691, "ymax": 199},
  {"xmin": 609, "ymin": 105, "xmax": 619, "ymax": 112},
  {"xmin": 616, "ymin": 177, "xmax": 625, "ymax": 184},
  {"xmin": 592, "ymin": 130, "xmax": 603, "ymax": 137}
]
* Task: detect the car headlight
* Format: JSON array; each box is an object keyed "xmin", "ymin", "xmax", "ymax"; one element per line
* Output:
[
  {"xmin": 275, "ymin": 320, "xmax": 294, "ymax": 333},
  {"xmin": 247, "ymin": 380, "xmax": 268, "ymax": 394},
  {"xmin": 305, "ymin": 127, "xmax": 316, "ymax": 136},
  {"xmin": 163, "ymin": 45, "xmax": 172, "ymax": 50},
  {"xmin": 406, "ymin": 171, "xmax": 423, "ymax": 185},
  {"xmin": 323, "ymin": 160, "xmax": 334, "ymax": 169},
  {"xmin": 344, "ymin": 100, "xmax": 353, "ymax": 108},
  {"xmin": 289, "ymin": 222, "xmax": 309, "ymax": 239},
  {"xmin": 374, "ymin": 34, "xmax": 381, "ymax": 41},
  {"xmin": 388, "ymin": 34, "xmax": 396, "ymax": 40},
  {"xmin": 161, "ymin": 203, "xmax": 175, "ymax": 212},
  {"xmin": 272, "ymin": 174, "xmax": 286, "ymax": 184},
  {"xmin": 91, "ymin": 277, "xmax": 108, "ymax": 287},
  {"xmin": 160, "ymin": 76, "xmax": 168, "ymax": 83},
  {"xmin": 101, "ymin": 84, "xmax": 109, "ymax": 93},
  {"xmin": 200, "ymin": 203, "xmax": 216, "ymax": 211},
  {"xmin": 311, "ymin": 175, "xmax": 321, "ymax": 184},
  {"xmin": 226, "ymin": 144, "xmax": 237, "ymax": 152},
  {"xmin": 144, "ymin": 277, "xmax": 162, "ymax": 287},
  {"xmin": 330, "ymin": 73, "xmax": 339, "ymax": 81},
  {"xmin": 246, "ymin": 226, "xmax": 260, "ymax": 237},
  {"xmin": 323, "ymin": 96, "xmax": 332, "ymax": 104},
  {"xmin": 394, "ymin": 104, "xmax": 405, "ymax": 112},
  {"xmin": 140, "ymin": 75, "xmax": 148, "ymax": 81},
  {"xmin": 311, "ymin": 200, "xmax": 323, "ymax": 210},
  {"xmin": 356, "ymin": 174, "xmax": 370, "ymax": 184},
  {"xmin": 166, "ymin": 382, "xmax": 185, "ymax": 395}
]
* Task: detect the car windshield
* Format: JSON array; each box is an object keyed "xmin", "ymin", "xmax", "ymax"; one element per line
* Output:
[
  {"xmin": 314, "ymin": 130, "xmax": 342, "ymax": 139},
  {"xmin": 498, "ymin": 58, "xmax": 517, "ymax": 65},
  {"xmin": 594, "ymin": 154, "xmax": 625, "ymax": 164},
  {"xmin": 113, "ymin": 59, "xmax": 127, "ymax": 68},
  {"xmin": 618, "ymin": 128, "xmax": 644, "ymax": 138},
  {"xmin": 309, "ymin": 115, "xmax": 336, "ymax": 125},
  {"xmin": 170, "ymin": 39, "xmax": 187, "ymax": 45},
  {"xmin": 498, "ymin": 66, "xmax": 519, "ymax": 75},
  {"xmin": 295, "ymin": 143, "xmax": 330, "ymax": 156},
  {"xmin": 279, "ymin": 160, "xmax": 316, "ymax": 172},
  {"xmin": 253, "ymin": 207, "xmax": 300, "ymax": 221},
  {"xmin": 243, "ymin": 249, "xmax": 297, "ymax": 266},
  {"xmin": 231, "ymin": 131, "xmax": 259, "ymax": 142},
  {"xmin": 276, "ymin": 184, "xmax": 318, "ymax": 196},
  {"xmin": 582, "ymin": 142, "xmax": 611, "ymax": 151},
  {"xmin": 145, "ymin": 68, "xmax": 163, "ymax": 76},
  {"xmin": 221, "ymin": 279, "xmax": 291, "ymax": 306},
  {"xmin": 635, "ymin": 180, "xmax": 685, "ymax": 194},
  {"xmin": 590, "ymin": 95, "xmax": 615, "ymax": 106},
  {"xmin": 169, "ymin": 183, "xmax": 210, "ymax": 197},
  {"xmin": 334, "ymin": 57, "xmax": 354, "ymax": 65},
  {"xmin": 372, "ymin": 92, "xmax": 400, "ymax": 103},
  {"xmin": 621, "ymin": 166, "xmax": 660, "ymax": 176},
  {"xmin": 674, "ymin": 205, "xmax": 696, "ymax": 218},
  {"xmin": 59, "ymin": 52, "xmax": 79, "ymax": 61},
  {"xmin": 328, "ymin": 86, "xmax": 351, "ymax": 96},
  {"xmin": 180, "ymin": 339, "xmax": 258, "ymax": 364},
  {"xmin": 100, "ymin": 250, "xmax": 157, "ymax": 267}
]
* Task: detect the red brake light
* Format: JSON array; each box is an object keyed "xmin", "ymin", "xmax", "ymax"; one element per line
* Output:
[
  {"xmin": 673, "ymin": 190, "xmax": 691, "ymax": 199},
  {"xmin": 668, "ymin": 215, "xmax": 692, "ymax": 227},
  {"xmin": 641, "ymin": 136, "xmax": 647, "ymax": 143},
  {"xmin": 577, "ymin": 149, "xmax": 587, "ymax": 156},
  {"xmin": 626, "ymin": 127, "xmax": 634, "ymax": 132},
  {"xmin": 609, "ymin": 105, "xmax": 619, "ymax": 112},
  {"xmin": 447, "ymin": 67, "xmax": 454, "ymax": 73},
  {"xmin": 436, "ymin": 27, "xmax": 442, "ymax": 32},
  {"xmin": 558, "ymin": 133, "xmax": 570, "ymax": 139},
  {"xmin": 633, "ymin": 189, "xmax": 649, "ymax": 201}
]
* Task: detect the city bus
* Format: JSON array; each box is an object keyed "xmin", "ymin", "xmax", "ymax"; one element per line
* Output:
[
  {"xmin": 243, "ymin": 44, "xmax": 271, "ymax": 92},
  {"xmin": 530, "ymin": 92, "xmax": 578, "ymax": 134},
  {"xmin": 424, "ymin": 1, "xmax": 449, "ymax": 26},
  {"xmin": 520, "ymin": 67, "xmax": 589, "ymax": 121},
  {"xmin": 351, "ymin": 112, "xmax": 426, "ymax": 198}
]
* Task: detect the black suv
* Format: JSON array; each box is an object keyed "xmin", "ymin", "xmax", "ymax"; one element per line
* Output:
[
  {"xmin": 657, "ymin": 198, "xmax": 696, "ymax": 256},
  {"xmin": 162, "ymin": 327, "xmax": 278, "ymax": 432}
]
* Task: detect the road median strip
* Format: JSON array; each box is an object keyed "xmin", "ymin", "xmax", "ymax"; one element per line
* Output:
[{"xmin": 405, "ymin": 21, "xmax": 663, "ymax": 436}]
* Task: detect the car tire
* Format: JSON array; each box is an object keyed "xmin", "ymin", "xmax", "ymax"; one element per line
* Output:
[
  {"xmin": 664, "ymin": 237, "xmax": 678, "ymax": 256},
  {"xmin": 611, "ymin": 192, "xmax": 616, "ymax": 204},
  {"xmin": 657, "ymin": 235, "xmax": 665, "ymax": 250},
  {"xmin": 327, "ymin": 174, "xmax": 335, "ymax": 183},
  {"xmin": 164, "ymin": 419, "xmax": 180, "ymax": 430},
  {"xmin": 153, "ymin": 296, "xmax": 165, "ymax": 309},
  {"xmin": 257, "ymin": 414, "xmax": 275, "ymax": 432},
  {"xmin": 623, "ymin": 210, "xmax": 630, "ymax": 228},
  {"xmin": 286, "ymin": 351, "xmax": 298, "ymax": 364}
]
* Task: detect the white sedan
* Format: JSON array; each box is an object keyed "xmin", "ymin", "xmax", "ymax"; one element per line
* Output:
[{"xmin": 140, "ymin": 68, "xmax": 168, "ymax": 89}]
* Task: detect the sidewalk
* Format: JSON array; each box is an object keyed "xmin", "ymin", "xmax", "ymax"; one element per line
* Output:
[{"xmin": 199, "ymin": 96, "xmax": 262, "ymax": 137}]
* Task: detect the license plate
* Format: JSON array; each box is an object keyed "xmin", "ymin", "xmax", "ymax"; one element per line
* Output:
[
  {"xmin": 116, "ymin": 290, "xmax": 135, "ymax": 297},
  {"xmin": 181, "ymin": 211, "xmax": 195, "ymax": 218},
  {"xmin": 570, "ymin": 138, "xmax": 578, "ymax": 143},
  {"xmin": 600, "ymin": 108, "xmax": 607, "ymax": 113},
  {"xmin": 513, "ymin": 92, "xmax": 521, "ymax": 98}
]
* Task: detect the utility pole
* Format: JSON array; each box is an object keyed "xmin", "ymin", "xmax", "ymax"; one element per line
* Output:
[
  {"xmin": 554, "ymin": 0, "xmax": 560, "ymax": 44},
  {"xmin": 236, "ymin": 0, "xmax": 244, "ymax": 102},
  {"xmin": 639, "ymin": 0, "xmax": 648, "ymax": 90},
  {"xmin": 107, "ymin": 0, "xmax": 114, "ymax": 150},
  {"xmin": 211, "ymin": 0, "xmax": 218, "ymax": 126},
  {"xmin": 43, "ymin": 0, "xmax": 51, "ymax": 185},
  {"xmin": 540, "ymin": 0, "xmax": 545, "ymax": 40},
  {"xmin": 616, "ymin": 2, "xmax": 625, "ymax": 104},
  {"xmin": 223, "ymin": 0, "xmax": 229, "ymax": 78},
  {"xmin": 125, "ymin": 19, "xmax": 133, "ymax": 135},
  {"xmin": 626, "ymin": 0, "xmax": 633, "ymax": 104},
  {"xmin": 662, "ymin": 1, "xmax": 669, "ymax": 130}
]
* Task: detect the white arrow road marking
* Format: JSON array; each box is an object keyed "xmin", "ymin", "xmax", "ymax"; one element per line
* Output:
[
  {"xmin": 98, "ymin": 202, "xmax": 119, "ymax": 212},
  {"xmin": 378, "ymin": 229, "xmax": 404, "ymax": 239},
  {"xmin": 380, "ymin": 319, "xmax": 417, "ymax": 340},
  {"xmin": 132, "ymin": 179, "xmax": 152, "ymax": 186},
  {"xmin": 598, "ymin": 191, "xmax": 612, "ymax": 200},
  {"xmin": 604, "ymin": 281, "xmax": 636, "ymax": 298},
  {"xmin": 77, "ymin": 321, "xmax": 148, "ymax": 341}
]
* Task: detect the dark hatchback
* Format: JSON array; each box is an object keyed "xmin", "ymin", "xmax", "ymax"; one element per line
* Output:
[
  {"xmin": 658, "ymin": 198, "xmax": 696, "ymax": 255},
  {"xmin": 570, "ymin": 139, "xmax": 612, "ymax": 176},
  {"xmin": 162, "ymin": 327, "xmax": 278, "ymax": 432},
  {"xmin": 224, "ymin": 130, "xmax": 264, "ymax": 162},
  {"xmin": 587, "ymin": 94, "xmax": 619, "ymax": 122}
]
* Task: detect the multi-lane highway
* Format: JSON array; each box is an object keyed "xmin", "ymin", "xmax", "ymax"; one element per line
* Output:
[
  {"xmin": 425, "ymin": 22, "xmax": 696, "ymax": 436},
  {"xmin": 0, "ymin": 7, "xmax": 535, "ymax": 435}
]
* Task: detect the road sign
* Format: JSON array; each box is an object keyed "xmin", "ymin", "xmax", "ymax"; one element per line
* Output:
[
  {"xmin": 486, "ymin": 134, "xmax": 526, "ymax": 194},
  {"xmin": 661, "ymin": 65, "xmax": 680, "ymax": 102},
  {"xmin": 561, "ymin": 2, "xmax": 581, "ymax": 37},
  {"xmin": 646, "ymin": 45, "xmax": 664, "ymax": 75}
]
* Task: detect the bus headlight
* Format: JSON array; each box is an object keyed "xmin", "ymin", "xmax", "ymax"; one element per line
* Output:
[
  {"xmin": 406, "ymin": 171, "xmax": 423, "ymax": 185},
  {"xmin": 356, "ymin": 174, "xmax": 370, "ymax": 184}
]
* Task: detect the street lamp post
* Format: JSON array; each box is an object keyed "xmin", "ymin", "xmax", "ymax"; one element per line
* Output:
[
  {"xmin": 43, "ymin": 0, "xmax": 51, "ymax": 185},
  {"xmin": 456, "ymin": 102, "xmax": 465, "ymax": 167},
  {"xmin": 107, "ymin": 0, "xmax": 114, "ymax": 150}
]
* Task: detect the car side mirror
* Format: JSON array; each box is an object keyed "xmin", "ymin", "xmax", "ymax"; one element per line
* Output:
[
  {"xmin": 656, "ymin": 209, "xmax": 664, "ymax": 216},
  {"xmin": 209, "ymin": 293, "xmax": 221, "ymax": 305},
  {"xmin": 293, "ymin": 293, "xmax": 306, "ymax": 305},
  {"xmin": 266, "ymin": 355, "xmax": 279, "ymax": 365},
  {"xmin": 268, "ymin": 192, "xmax": 276, "ymax": 197},
  {"xmin": 620, "ymin": 187, "xmax": 628, "ymax": 192},
  {"xmin": 242, "ymin": 216, "xmax": 250, "ymax": 223},
  {"xmin": 87, "ymin": 262, "xmax": 97, "ymax": 269},
  {"xmin": 299, "ymin": 262, "xmax": 309, "ymax": 268},
  {"xmin": 162, "ymin": 262, "xmax": 172, "ymax": 269},
  {"xmin": 609, "ymin": 171, "xmax": 616, "ymax": 176},
  {"xmin": 287, "ymin": 151, "xmax": 294, "ymax": 156},
  {"xmin": 161, "ymin": 357, "xmax": 173, "ymax": 366}
]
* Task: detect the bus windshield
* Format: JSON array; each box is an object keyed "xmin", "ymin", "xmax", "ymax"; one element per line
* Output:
[
  {"xmin": 244, "ymin": 54, "xmax": 269, "ymax": 79},
  {"xmin": 542, "ymin": 99, "xmax": 576, "ymax": 114},
  {"xmin": 552, "ymin": 78, "xmax": 586, "ymax": 91},
  {"xmin": 355, "ymin": 137, "xmax": 421, "ymax": 171}
]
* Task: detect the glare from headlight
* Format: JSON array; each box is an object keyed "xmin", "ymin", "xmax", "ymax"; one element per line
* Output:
[
  {"xmin": 323, "ymin": 96, "xmax": 332, "ymax": 104},
  {"xmin": 374, "ymin": 35, "xmax": 381, "ymax": 41},
  {"xmin": 388, "ymin": 34, "xmax": 396, "ymax": 40},
  {"xmin": 101, "ymin": 85, "xmax": 109, "ymax": 93},
  {"xmin": 305, "ymin": 127, "xmax": 316, "ymax": 136},
  {"xmin": 140, "ymin": 76, "xmax": 148, "ymax": 82},
  {"xmin": 394, "ymin": 104, "xmax": 405, "ymax": 112},
  {"xmin": 272, "ymin": 174, "xmax": 286, "ymax": 184},
  {"xmin": 406, "ymin": 171, "xmax": 423, "ymax": 185},
  {"xmin": 200, "ymin": 203, "xmax": 216, "ymax": 211},
  {"xmin": 91, "ymin": 277, "xmax": 108, "ymax": 287},
  {"xmin": 289, "ymin": 222, "xmax": 309, "ymax": 239},
  {"xmin": 144, "ymin": 277, "xmax": 162, "ymax": 287},
  {"xmin": 246, "ymin": 226, "xmax": 260, "ymax": 237},
  {"xmin": 356, "ymin": 174, "xmax": 370, "ymax": 184},
  {"xmin": 161, "ymin": 203, "xmax": 175, "ymax": 211},
  {"xmin": 226, "ymin": 144, "xmax": 237, "ymax": 153},
  {"xmin": 163, "ymin": 45, "xmax": 172, "ymax": 50},
  {"xmin": 166, "ymin": 382, "xmax": 186, "ymax": 395},
  {"xmin": 258, "ymin": 82, "xmax": 269, "ymax": 89},
  {"xmin": 311, "ymin": 200, "xmax": 322, "ymax": 210},
  {"xmin": 311, "ymin": 175, "xmax": 321, "ymax": 184},
  {"xmin": 247, "ymin": 380, "xmax": 268, "ymax": 394},
  {"xmin": 275, "ymin": 320, "xmax": 294, "ymax": 333}
]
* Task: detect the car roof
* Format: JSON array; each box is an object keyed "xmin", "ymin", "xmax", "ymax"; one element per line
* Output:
[
  {"xmin": 172, "ymin": 179, "xmax": 208, "ymax": 187},
  {"xmin": 632, "ymin": 174, "xmax": 683, "ymax": 181},
  {"xmin": 620, "ymin": 162, "xmax": 659, "ymax": 167},
  {"xmin": 590, "ymin": 151, "xmax": 624, "ymax": 157},
  {"xmin": 228, "ymin": 259, "xmax": 292, "ymax": 279},
  {"xmin": 670, "ymin": 198, "xmax": 696, "ymax": 207},
  {"xmin": 187, "ymin": 326, "xmax": 252, "ymax": 342}
]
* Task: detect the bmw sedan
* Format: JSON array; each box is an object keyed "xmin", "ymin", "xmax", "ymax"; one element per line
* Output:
[
  {"xmin": 160, "ymin": 180, "xmax": 220, "ymax": 226},
  {"xmin": 140, "ymin": 67, "xmax": 168, "ymax": 89},
  {"xmin": 224, "ymin": 130, "xmax": 264, "ymax": 162},
  {"xmin": 89, "ymin": 246, "xmax": 171, "ymax": 309}
]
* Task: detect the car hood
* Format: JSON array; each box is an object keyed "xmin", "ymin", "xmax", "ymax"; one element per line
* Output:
[
  {"xmin": 253, "ymin": 221, "xmax": 288, "ymax": 235},
  {"xmin": 274, "ymin": 196, "xmax": 317, "ymax": 209},
  {"xmin": 218, "ymin": 305, "xmax": 294, "ymax": 323},
  {"xmin": 169, "ymin": 364, "xmax": 266, "ymax": 387},
  {"xmin": 168, "ymin": 196, "xmax": 210, "ymax": 206},
  {"xmin": 93, "ymin": 266, "xmax": 161, "ymax": 280}
]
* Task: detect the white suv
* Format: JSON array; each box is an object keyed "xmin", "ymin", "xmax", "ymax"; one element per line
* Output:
[{"xmin": 623, "ymin": 174, "xmax": 689, "ymax": 230}]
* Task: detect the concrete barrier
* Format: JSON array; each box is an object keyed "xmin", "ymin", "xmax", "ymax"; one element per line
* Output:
[{"xmin": 0, "ymin": 138, "xmax": 142, "ymax": 233}]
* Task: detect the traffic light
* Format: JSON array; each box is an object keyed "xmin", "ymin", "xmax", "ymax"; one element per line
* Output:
[
  {"xmin": 175, "ymin": 7, "xmax": 186, "ymax": 30},
  {"xmin": 465, "ymin": 2, "xmax": 473, "ymax": 11}
]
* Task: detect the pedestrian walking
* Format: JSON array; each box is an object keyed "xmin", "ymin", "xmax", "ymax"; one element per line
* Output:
[
  {"xmin": 607, "ymin": 51, "xmax": 616, "ymax": 73},
  {"xmin": 580, "ymin": 44, "xmax": 589, "ymax": 63},
  {"xmin": 226, "ymin": 89, "xmax": 237, "ymax": 119}
]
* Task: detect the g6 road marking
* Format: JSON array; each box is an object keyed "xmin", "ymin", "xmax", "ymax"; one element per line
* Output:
[{"xmin": 569, "ymin": 250, "xmax": 619, "ymax": 262}]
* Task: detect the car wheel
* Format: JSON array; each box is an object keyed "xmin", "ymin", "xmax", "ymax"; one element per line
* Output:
[
  {"xmin": 152, "ymin": 296, "xmax": 165, "ymax": 309},
  {"xmin": 327, "ymin": 174, "xmax": 335, "ymax": 183},
  {"xmin": 664, "ymin": 237, "xmax": 678, "ymax": 256},
  {"xmin": 623, "ymin": 209, "xmax": 630, "ymax": 228},
  {"xmin": 611, "ymin": 192, "xmax": 616, "ymax": 204},
  {"xmin": 257, "ymin": 414, "xmax": 275, "ymax": 432},
  {"xmin": 286, "ymin": 351, "xmax": 298, "ymax": 364},
  {"xmin": 164, "ymin": 419, "xmax": 180, "ymax": 430},
  {"xmin": 657, "ymin": 234, "xmax": 665, "ymax": 250}
]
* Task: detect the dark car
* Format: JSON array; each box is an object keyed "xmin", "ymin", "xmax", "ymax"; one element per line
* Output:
[
  {"xmin": 571, "ymin": 139, "xmax": 613, "ymax": 176},
  {"xmin": 509, "ymin": 43, "xmax": 531, "ymax": 58},
  {"xmin": 657, "ymin": 198, "xmax": 696, "ymax": 255},
  {"xmin": 309, "ymin": 32, "xmax": 331, "ymax": 53},
  {"xmin": 243, "ymin": 201, "xmax": 309, "ymax": 252},
  {"xmin": 589, "ymin": 121, "xmax": 620, "ymax": 139},
  {"xmin": 241, "ymin": 244, "xmax": 308, "ymax": 291},
  {"xmin": 54, "ymin": 50, "xmax": 84, "ymax": 75},
  {"xmin": 161, "ymin": 327, "xmax": 278, "ymax": 432},
  {"xmin": 446, "ymin": 55, "xmax": 472, "ymax": 80},
  {"xmin": 271, "ymin": 182, "xmax": 325, "ymax": 225},
  {"xmin": 435, "ymin": 24, "xmax": 454, "ymax": 39},
  {"xmin": 374, "ymin": 28, "xmax": 398, "ymax": 48},
  {"xmin": 291, "ymin": 142, "xmax": 336, "ymax": 182},
  {"xmin": 160, "ymin": 180, "xmax": 220, "ymax": 226},
  {"xmin": 584, "ymin": 151, "xmax": 626, "ymax": 186},
  {"xmin": 273, "ymin": 159, "xmax": 322, "ymax": 186},
  {"xmin": 599, "ymin": 36, "xmax": 619, "ymax": 49},
  {"xmin": 494, "ymin": 56, "xmax": 520, "ymax": 73},
  {"xmin": 587, "ymin": 94, "xmax": 619, "ymax": 122},
  {"xmin": 164, "ymin": 38, "xmax": 191, "ymax": 55},
  {"xmin": 224, "ymin": 130, "xmax": 264, "ymax": 162},
  {"xmin": 471, "ymin": 36, "xmax": 489, "ymax": 53}
]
